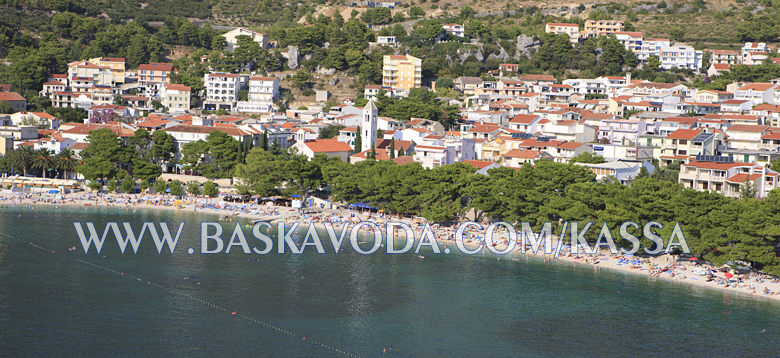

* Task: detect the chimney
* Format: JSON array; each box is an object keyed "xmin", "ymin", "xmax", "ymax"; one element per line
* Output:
[{"xmin": 625, "ymin": 72, "xmax": 631, "ymax": 84}]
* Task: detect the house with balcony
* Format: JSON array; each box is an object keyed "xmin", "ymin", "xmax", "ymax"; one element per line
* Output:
[
  {"xmin": 658, "ymin": 129, "xmax": 718, "ymax": 165},
  {"xmin": 710, "ymin": 49, "xmax": 739, "ymax": 65},
  {"xmin": 583, "ymin": 19, "xmax": 624, "ymax": 37},
  {"xmin": 724, "ymin": 124, "xmax": 772, "ymax": 151},
  {"xmin": 203, "ymin": 72, "xmax": 241, "ymax": 111},
  {"xmin": 576, "ymin": 161, "xmax": 654, "ymax": 184},
  {"xmin": 734, "ymin": 82, "xmax": 778, "ymax": 106},
  {"xmin": 545, "ymin": 23, "xmax": 580, "ymax": 43},
  {"xmin": 741, "ymin": 42, "xmax": 768, "ymax": 62},
  {"xmin": 502, "ymin": 149, "xmax": 552, "ymax": 168},
  {"xmin": 598, "ymin": 118, "xmax": 649, "ymax": 145},
  {"xmin": 508, "ymin": 114, "xmax": 542, "ymax": 133},
  {"xmin": 591, "ymin": 143, "xmax": 655, "ymax": 162},
  {"xmin": 138, "ymin": 63, "xmax": 174, "ymax": 94},
  {"xmin": 678, "ymin": 158, "xmax": 778, "ymax": 198},
  {"xmin": 545, "ymin": 141, "xmax": 590, "ymax": 163},
  {"xmin": 413, "ymin": 144, "xmax": 456, "ymax": 168},
  {"xmin": 615, "ymin": 31, "xmax": 643, "ymax": 53},
  {"xmin": 442, "ymin": 23, "xmax": 465, "ymax": 37}
]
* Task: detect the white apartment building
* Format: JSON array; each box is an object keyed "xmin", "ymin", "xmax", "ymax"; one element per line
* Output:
[
  {"xmin": 733, "ymin": 83, "xmax": 778, "ymax": 106},
  {"xmin": 598, "ymin": 118, "xmax": 649, "ymax": 145},
  {"xmin": 724, "ymin": 124, "xmax": 772, "ymax": 151},
  {"xmin": 615, "ymin": 32, "xmax": 643, "ymax": 53},
  {"xmin": 413, "ymin": 144, "xmax": 457, "ymax": 169},
  {"xmin": 203, "ymin": 72, "xmax": 241, "ymax": 111},
  {"xmin": 638, "ymin": 38, "xmax": 670, "ymax": 60},
  {"xmin": 659, "ymin": 45, "xmax": 703, "ymax": 71},
  {"xmin": 442, "ymin": 24, "xmax": 465, "ymax": 37},
  {"xmin": 741, "ymin": 42, "xmax": 768, "ymax": 62},
  {"xmin": 235, "ymin": 76, "xmax": 278, "ymax": 113},
  {"xmin": 246, "ymin": 76, "xmax": 279, "ymax": 103},
  {"xmin": 678, "ymin": 158, "xmax": 778, "ymax": 198}
]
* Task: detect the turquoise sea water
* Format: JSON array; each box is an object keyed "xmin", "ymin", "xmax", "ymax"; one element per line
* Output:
[{"xmin": 0, "ymin": 205, "xmax": 778, "ymax": 357}]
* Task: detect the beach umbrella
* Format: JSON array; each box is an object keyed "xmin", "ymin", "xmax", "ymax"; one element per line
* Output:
[
  {"xmin": 689, "ymin": 257, "xmax": 698, "ymax": 261},
  {"xmin": 724, "ymin": 272, "xmax": 734, "ymax": 278}
]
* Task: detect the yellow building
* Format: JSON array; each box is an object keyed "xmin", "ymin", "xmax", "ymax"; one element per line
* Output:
[
  {"xmin": 382, "ymin": 55, "xmax": 422, "ymax": 91},
  {"xmin": 89, "ymin": 57, "xmax": 126, "ymax": 84},
  {"xmin": 583, "ymin": 20, "xmax": 624, "ymax": 37}
]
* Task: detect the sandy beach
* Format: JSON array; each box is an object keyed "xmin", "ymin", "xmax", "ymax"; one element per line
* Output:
[{"xmin": 5, "ymin": 190, "xmax": 780, "ymax": 303}]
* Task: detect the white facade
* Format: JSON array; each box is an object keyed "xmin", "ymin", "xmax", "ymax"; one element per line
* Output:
[
  {"xmin": 222, "ymin": 28, "xmax": 268, "ymax": 51},
  {"xmin": 247, "ymin": 76, "xmax": 279, "ymax": 103},
  {"xmin": 361, "ymin": 100, "xmax": 378, "ymax": 152},
  {"xmin": 203, "ymin": 72, "xmax": 240, "ymax": 111},
  {"xmin": 659, "ymin": 45, "xmax": 703, "ymax": 71},
  {"xmin": 638, "ymin": 38, "xmax": 670, "ymax": 60}
]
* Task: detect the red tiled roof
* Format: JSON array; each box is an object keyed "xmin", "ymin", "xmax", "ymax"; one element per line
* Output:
[
  {"xmin": 304, "ymin": 139, "xmax": 352, "ymax": 153},
  {"xmin": 753, "ymin": 104, "xmax": 780, "ymax": 112},
  {"xmin": 138, "ymin": 63, "xmax": 174, "ymax": 71},
  {"xmin": 250, "ymin": 76, "xmax": 276, "ymax": 81},
  {"xmin": 62, "ymin": 123, "xmax": 135, "ymax": 137},
  {"xmin": 762, "ymin": 132, "xmax": 780, "ymax": 140},
  {"xmin": 165, "ymin": 84, "xmax": 191, "ymax": 91},
  {"xmin": 464, "ymin": 160, "xmax": 495, "ymax": 169},
  {"xmin": 71, "ymin": 142, "xmax": 89, "ymax": 150},
  {"xmin": 135, "ymin": 119, "xmax": 172, "ymax": 128},
  {"xmin": 546, "ymin": 23, "xmax": 578, "ymax": 27},
  {"xmin": 737, "ymin": 82, "xmax": 775, "ymax": 91},
  {"xmin": 517, "ymin": 74, "xmax": 556, "ymax": 82},
  {"xmin": 509, "ymin": 114, "xmax": 540, "ymax": 124},
  {"xmin": 351, "ymin": 149, "xmax": 391, "ymax": 161},
  {"xmin": 727, "ymin": 124, "xmax": 770, "ymax": 132},
  {"xmin": 667, "ymin": 129, "xmax": 702, "ymax": 140},
  {"xmin": 726, "ymin": 173, "xmax": 762, "ymax": 183},
  {"xmin": 469, "ymin": 124, "xmax": 502, "ymax": 133},
  {"xmin": 504, "ymin": 149, "xmax": 542, "ymax": 159},
  {"xmin": 392, "ymin": 156, "xmax": 415, "ymax": 165},
  {"xmin": 683, "ymin": 161, "xmax": 752, "ymax": 170},
  {"xmin": 554, "ymin": 141, "xmax": 585, "ymax": 149},
  {"xmin": 0, "ymin": 92, "xmax": 26, "ymax": 101},
  {"xmin": 163, "ymin": 125, "xmax": 248, "ymax": 137}
]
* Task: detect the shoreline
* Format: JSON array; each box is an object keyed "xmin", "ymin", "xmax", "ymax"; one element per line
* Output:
[{"xmin": 5, "ymin": 191, "xmax": 780, "ymax": 304}]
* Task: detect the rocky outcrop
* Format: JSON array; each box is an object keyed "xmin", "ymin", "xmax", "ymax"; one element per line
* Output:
[
  {"xmin": 287, "ymin": 45, "xmax": 300, "ymax": 70},
  {"xmin": 516, "ymin": 34, "xmax": 541, "ymax": 58}
]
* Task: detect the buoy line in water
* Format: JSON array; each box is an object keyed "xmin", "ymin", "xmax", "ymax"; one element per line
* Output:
[{"xmin": 25, "ymin": 240, "xmax": 362, "ymax": 358}]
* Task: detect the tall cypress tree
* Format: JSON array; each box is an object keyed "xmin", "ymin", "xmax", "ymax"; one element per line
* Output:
[
  {"xmin": 262, "ymin": 129, "xmax": 269, "ymax": 151},
  {"xmin": 354, "ymin": 126, "xmax": 362, "ymax": 153},
  {"xmin": 389, "ymin": 139, "xmax": 396, "ymax": 158}
]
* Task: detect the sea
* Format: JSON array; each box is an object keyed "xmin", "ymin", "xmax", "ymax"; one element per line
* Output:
[{"xmin": 0, "ymin": 205, "xmax": 778, "ymax": 357}]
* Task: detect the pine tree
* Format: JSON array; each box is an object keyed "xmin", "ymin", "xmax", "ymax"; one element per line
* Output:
[
  {"xmin": 740, "ymin": 179, "xmax": 757, "ymax": 199},
  {"xmin": 389, "ymin": 139, "xmax": 396, "ymax": 159},
  {"xmin": 354, "ymin": 125, "xmax": 362, "ymax": 153}
]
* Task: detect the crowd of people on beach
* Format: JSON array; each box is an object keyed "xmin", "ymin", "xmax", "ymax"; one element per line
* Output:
[{"xmin": 3, "ymin": 190, "xmax": 780, "ymax": 300}]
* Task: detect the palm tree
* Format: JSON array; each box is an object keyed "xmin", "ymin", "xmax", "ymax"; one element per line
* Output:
[
  {"xmin": 13, "ymin": 147, "xmax": 35, "ymax": 177},
  {"xmin": 56, "ymin": 148, "xmax": 77, "ymax": 179},
  {"xmin": 31, "ymin": 149, "xmax": 54, "ymax": 178}
]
